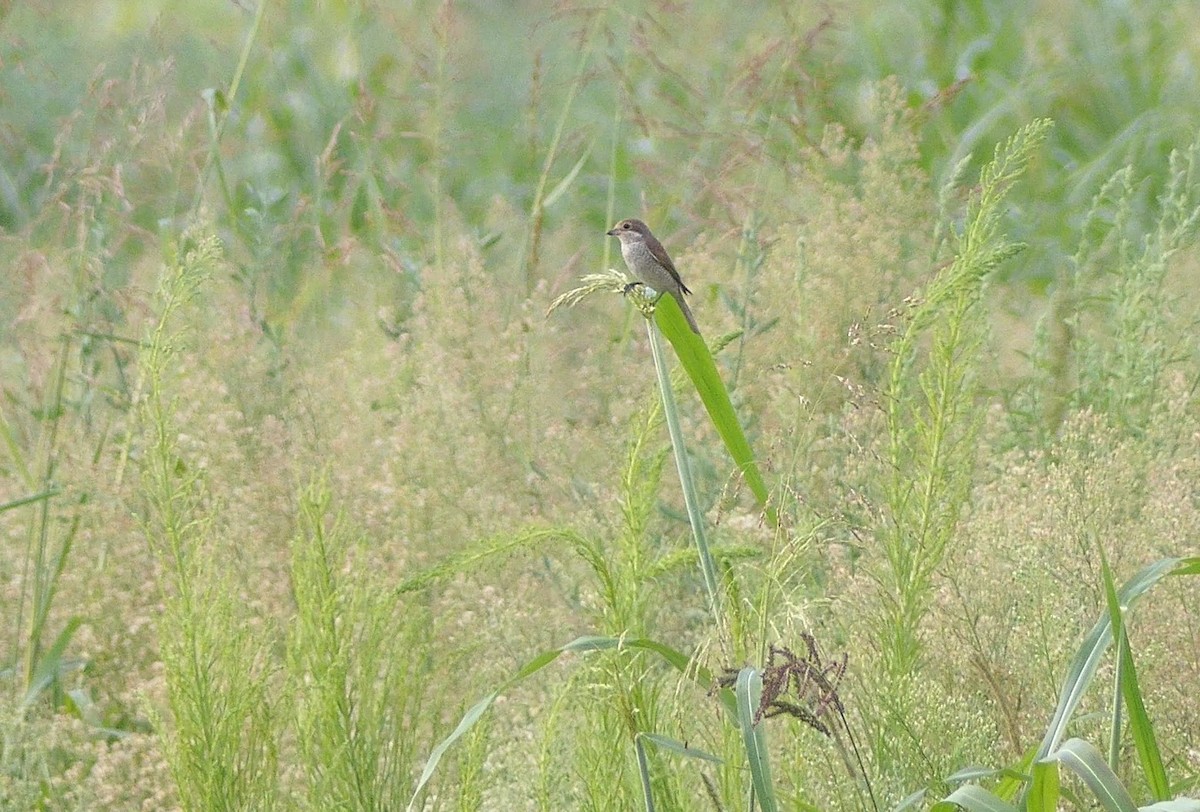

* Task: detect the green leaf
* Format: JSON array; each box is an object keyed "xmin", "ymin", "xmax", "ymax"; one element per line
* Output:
[
  {"xmin": 995, "ymin": 744, "xmax": 1038, "ymax": 801},
  {"xmin": 0, "ymin": 487, "xmax": 61, "ymax": 512},
  {"xmin": 1038, "ymin": 557, "xmax": 1192, "ymax": 757},
  {"xmin": 929, "ymin": 784, "xmax": 1019, "ymax": 812},
  {"xmin": 1170, "ymin": 558, "xmax": 1200, "ymax": 575},
  {"xmin": 1026, "ymin": 760, "xmax": 1060, "ymax": 812},
  {"xmin": 945, "ymin": 766, "xmax": 1030, "ymax": 785},
  {"xmin": 1100, "ymin": 553, "xmax": 1170, "ymax": 801},
  {"xmin": 635, "ymin": 735, "xmax": 656, "ymax": 812},
  {"xmin": 891, "ymin": 789, "xmax": 926, "ymax": 811},
  {"xmin": 22, "ymin": 615, "xmax": 84, "ymax": 710},
  {"xmin": 654, "ymin": 295, "xmax": 778, "ymax": 527},
  {"xmin": 648, "ymin": 321, "xmax": 720, "ymax": 612},
  {"xmin": 1140, "ymin": 800, "xmax": 1200, "ymax": 811},
  {"xmin": 637, "ymin": 732, "xmax": 724, "ymax": 763},
  {"xmin": 735, "ymin": 668, "xmax": 778, "ymax": 812},
  {"xmin": 1044, "ymin": 738, "xmax": 1137, "ymax": 812},
  {"xmin": 407, "ymin": 688, "xmax": 503, "ymax": 812},
  {"xmin": 407, "ymin": 635, "xmax": 716, "ymax": 810}
]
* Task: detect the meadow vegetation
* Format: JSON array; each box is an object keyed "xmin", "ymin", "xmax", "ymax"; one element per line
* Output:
[{"xmin": 2, "ymin": 1, "xmax": 1199, "ymax": 809}]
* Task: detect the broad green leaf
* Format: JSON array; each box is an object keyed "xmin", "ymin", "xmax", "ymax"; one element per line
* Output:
[
  {"xmin": 1026, "ymin": 760, "xmax": 1060, "ymax": 812},
  {"xmin": 654, "ymin": 295, "xmax": 778, "ymax": 527},
  {"xmin": 1044, "ymin": 738, "xmax": 1137, "ymax": 812}
]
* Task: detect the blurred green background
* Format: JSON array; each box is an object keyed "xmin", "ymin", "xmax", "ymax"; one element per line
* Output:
[{"xmin": 5, "ymin": 0, "xmax": 1197, "ymax": 303}]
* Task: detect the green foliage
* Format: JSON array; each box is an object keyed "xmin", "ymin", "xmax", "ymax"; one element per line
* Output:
[
  {"xmin": 136, "ymin": 232, "xmax": 278, "ymax": 811},
  {"xmin": 840, "ymin": 0, "xmax": 1200, "ymax": 282},
  {"xmin": 877, "ymin": 120, "xmax": 1051, "ymax": 678},
  {"xmin": 1018, "ymin": 135, "xmax": 1200, "ymax": 439},
  {"xmin": 924, "ymin": 557, "xmax": 1199, "ymax": 811},
  {"xmin": 288, "ymin": 476, "xmax": 434, "ymax": 810}
]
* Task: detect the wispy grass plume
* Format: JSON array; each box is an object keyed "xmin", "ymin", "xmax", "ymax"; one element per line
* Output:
[{"xmin": 135, "ymin": 232, "xmax": 278, "ymax": 810}]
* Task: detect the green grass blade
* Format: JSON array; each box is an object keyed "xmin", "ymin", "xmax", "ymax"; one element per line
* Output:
[
  {"xmin": 408, "ymin": 635, "xmax": 719, "ymax": 810},
  {"xmin": 542, "ymin": 145, "xmax": 591, "ymax": 209},
  {"xmin": 1026, "ymin": 760, "xmax": 1061, "ymax": 812},
  {"xmin": 637, "ymin": 732, "xmax": 723, "ymax": 764},
  {"xmin": 929, "ymin": 784, "xmax": 1019, "ymax": 812},
  {"xmin": 633, "ymin": 732, "xmax": 726, "ymax": 812},
  {"xmin": 648, "ymin": 319, "xmax": 720, "ymax": 613},
  {"xmin": 1038, "ymin": 557, "xmax": 1188, "ymax": 757},
  {"xmin": 0, "ymin": 488, "xmax": 60, "ymax": 513},
  {"xmin": 1171, "ymin": 559, "xmax": 1200, "ymax": 575},
  {"xmin": 1101, "ymin": 549, "xmax": 1126, "ymax": 771},
  {"xmin": 654, "ymin": 295, "xmax": 778, "ymax": 527},
  {"xmin": 996, "ymin": 744, "xmax": 1038, "ymax": 801},
  {"xmin": 21, "ymin": 615, "xmax": 83, "ymax": 710},
  {"xmin": 406, "ymin": 688, "xmax": 503, "ymax": 812},
  {"xmin": 945, "ymin": 766, "xmax": 1031, "ymax": 785},
  {"xmin": 891, "ymin": 789, "xmax": 926, "ymax": 811},
  {"xmin": 734, "ymin": 667, "xmax": 778, "ymax": 812},
  {"xmin": 635, "ymin": 734, "xmax": 656, "ymax": 812},
  {"xmin": 1099, "ymin": 554, "xmax": 1170, "ymax": 801},
  {"xmin": 407, "ymin": 645, "xmax": 565, "ymax": 811},
  {"xmin": 559, "ymin": 635, "xmax": 691, "ymax": 670},
  {"xmin": 1044, "ymin": 738, "xmax": 1137, "ymax": 812}
]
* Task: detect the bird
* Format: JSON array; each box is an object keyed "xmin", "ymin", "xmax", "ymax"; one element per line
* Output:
[{"xmin": 606, "ymin": 218, "xmax": 701, "ymax": 333}]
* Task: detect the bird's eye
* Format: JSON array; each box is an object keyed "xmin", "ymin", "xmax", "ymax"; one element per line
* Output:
[{"xmin": 622, "ymin": 222, "xmax": 631, "ymax": 229}]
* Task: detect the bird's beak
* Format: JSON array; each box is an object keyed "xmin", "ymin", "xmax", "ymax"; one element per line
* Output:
[{"xmin": 605, "ymin": 227, "xmax": 618, "ymax": 236}]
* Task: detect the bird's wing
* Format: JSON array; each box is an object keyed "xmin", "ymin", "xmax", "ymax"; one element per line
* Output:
[{"xmin": 647, "ymin": 235, "xmax": 692, "ymax": 296}]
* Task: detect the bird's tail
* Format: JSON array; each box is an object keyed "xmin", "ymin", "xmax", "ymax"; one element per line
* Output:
[{"xmin": 670, "ymin": 290, "xmax": 702, "ymax": 334}]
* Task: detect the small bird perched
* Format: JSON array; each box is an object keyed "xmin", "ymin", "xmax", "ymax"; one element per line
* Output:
[{"xmin": 607, "ymin": 218, "xmax": 701, "ymax": 333}]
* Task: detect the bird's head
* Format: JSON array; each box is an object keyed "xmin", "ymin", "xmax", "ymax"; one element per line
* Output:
[{"xmin": 606, "ymin": 218, "xmax": 652, "ymax": 244}]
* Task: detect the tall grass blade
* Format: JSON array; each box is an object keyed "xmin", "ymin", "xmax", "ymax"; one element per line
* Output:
[
  {"xmin": 0, "ymin": 489, "xmax": 60, "ymax": 513},
  {"xmin": 735, "ymin": 667, "xmax": 778, "ymax": 812},
  {"xmin": 542, "ymin": 145, "xmax": 592, "ymax": 209},
  {"xmin": 20, "ymin": 616, "xmax": 82, "ymax": 711},
  {"xmin": 1038, "ymin": 557, "xmax": 1192, "ymax": 757},
  {"xmin": 637, "ymin": 732, "xmax": 723, "ymax": 764},
  {"xmin": 1099, "ymin": 552, "xmax": 1169, "ymax": 801},
  {"xmin": 634, "ymin": 734, "xmax": 656, "ymax": 812},
  {"xmin": 648, "ymin": 319, "xmax": 720, "ymax": 613}
]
